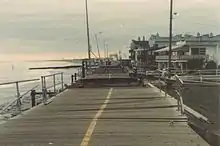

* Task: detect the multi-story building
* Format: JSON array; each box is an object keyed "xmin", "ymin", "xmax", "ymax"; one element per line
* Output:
[
  {"xmin": 149, "ymin": 33, "xmax": 183, "ymax": 48},
  {"xmin": 154, "ymin": 33, "xmax": 220, "ymax": 70},
  {"xmin": 129, "ymin": 36, "xmax": 150, "ymax": 67}
]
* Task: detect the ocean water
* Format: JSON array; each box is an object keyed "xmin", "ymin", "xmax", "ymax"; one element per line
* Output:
[{"xmin": 0, "ymin": 61, "xmax": 79, "ymax": 107}]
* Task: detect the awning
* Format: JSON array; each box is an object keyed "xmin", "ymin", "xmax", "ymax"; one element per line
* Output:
[{"xmin": 155, "ymin": 41, "xmax": 186, "ymax": 52}]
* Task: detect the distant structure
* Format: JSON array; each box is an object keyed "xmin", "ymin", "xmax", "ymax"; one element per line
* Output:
[
  {"xmin": 129, "ymin": 33, "xmax": 220, "ymax": 70},
  {"xmin": 129, "ymin": 36, "xmax": 151, "ymax": 68},
  {"xmin": 151, "ymin": 33, "xmax": 220, "ymax": 70}
]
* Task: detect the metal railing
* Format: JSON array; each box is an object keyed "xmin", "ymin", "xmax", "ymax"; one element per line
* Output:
[
  {"xmin": 41, "ymin": 72, "xmax": 64, "ymax": 104},
  {"xmin": 174, "ymin": 74, "xmax": 210, "ymax": 122},
  {"xmin": 156, "ymin": 55, "xmax": 208, "ymax": 60},
  {"xmin": 0, "ymin": 72, "xmax": 72, "ymax": 117},
  {"xmin": 179, "ymin": 69, "xmax": 220, "ymax": 83},
  {"xmin": 0, "ymin": 79, "xmax": 40, "ymax": 114}
]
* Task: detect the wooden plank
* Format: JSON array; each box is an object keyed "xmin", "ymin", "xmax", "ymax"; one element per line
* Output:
[
  {"xmin": 89, "ymin": 87, "xmax": 208, "ymax": 146},
  {"xmin": 0, "ymin": 87, "xmax": 208, "ymax": 146}
]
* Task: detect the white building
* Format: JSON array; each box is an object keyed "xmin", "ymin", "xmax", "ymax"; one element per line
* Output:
[
  {"xmin": 153, "ymin": 33, "xmax": 220, "ymax": 70},
  {"xmin": 149, "ymin": 33, "xmax": 184, "ymax": 48}
]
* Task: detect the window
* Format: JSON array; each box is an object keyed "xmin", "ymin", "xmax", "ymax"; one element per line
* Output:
[
  {"xmin": 191, "ymin": 48, "xmax": 206, "ymax": 55},
  {"xmin": 191, "ymin": 48, "xmax": 199, "ymax": 55},
  {"xmin": 199, "ymin": 48, "xmax": 206, "ymax": 55}
]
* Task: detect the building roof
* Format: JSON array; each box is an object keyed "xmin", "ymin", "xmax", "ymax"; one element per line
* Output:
[
  {"xmin": 149, "ymin": 33, "xmax": 220, "ymax": 42},
  {"xmin": 131, "ymin": 40, "xmax": 149, "ymax": 48},
  {"xmin": 155, "ymin": 42, "xmax": 186, "ymax": 52}
]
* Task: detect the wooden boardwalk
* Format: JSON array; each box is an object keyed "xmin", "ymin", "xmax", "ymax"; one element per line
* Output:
[{"xmin": 0, "ymin": 85, "xmax": 208, "ymax": 146}]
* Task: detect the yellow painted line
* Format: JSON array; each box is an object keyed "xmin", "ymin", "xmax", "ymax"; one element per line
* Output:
[{"xmin": 80, "ymin": 88, "xmax": 113, "ymax": 146}]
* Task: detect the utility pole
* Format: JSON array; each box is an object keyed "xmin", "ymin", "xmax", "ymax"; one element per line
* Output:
[
  {"xmin": 95, "ymin": 34, "xmax": 101, "ymax": 59},
  {"xmin": 168, "ymin": 0, "xmax": 173, "ymax": 78},
  {"xmin": 106, "ymin": 43, "xmax": 109, "ymax": 59},
  {"xmin": 103, "ymin": 40, "xmax": 106, "ymax": 59},
  {"xmin": 85, "ymin": 0, "xmax": 91, "ymax": 60}
]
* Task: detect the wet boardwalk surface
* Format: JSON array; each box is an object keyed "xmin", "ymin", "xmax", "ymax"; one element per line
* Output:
[{"xmin": 0, "ymin": 86, "xmax": 208, "ymax": 146}]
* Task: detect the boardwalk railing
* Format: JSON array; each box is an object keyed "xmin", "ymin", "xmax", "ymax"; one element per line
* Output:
[
  {"xmin": 0, "ymin": 79, "xmax": 40, "ymax": 114},
  {"xmin": 0, "ymin": 72, "xmax": 70, "ymax": 116},
  {"xmin": 174, "ymin": 75, "xmax": 211, "ymax": 122},
  {"xmin": 41, "ymin": 73, "xmax": 64, "ymax": 104}
]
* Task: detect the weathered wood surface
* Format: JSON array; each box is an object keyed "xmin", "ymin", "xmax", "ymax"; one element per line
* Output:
[{"xmin": 0, "ymin": 86, "xmax": 208, "ymax": 146}]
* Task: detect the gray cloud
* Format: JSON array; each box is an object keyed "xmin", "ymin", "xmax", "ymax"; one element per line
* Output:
[{"xmin": 0, "ymin": 0, "xmax": 218, "ymax": 58}]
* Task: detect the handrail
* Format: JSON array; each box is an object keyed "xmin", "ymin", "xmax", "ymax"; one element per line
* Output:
[
  {"xmin": 0, "ymin": 78, "xmax": 39, "ymax": 86},
  {"xmin": 175, "ymin": 75, "xmax": 184, "ymax": 84},
  {"xmin": 0, "ymin": 71, "xmax": 70, "ymax": 116},
  {"xmin": 41, "ymin": 72, "xmax": 64, "ymax": 103},
  {"xmin": 46, "ymin": 82, "xmax": 62, "ymax": 90},
  {"xmin": 0, "ymin": 85, "xmax": 39, "ymax": 113},
  {"xmin": 43, "ymin": 72, "xmax": 63, "ymax": 78}
]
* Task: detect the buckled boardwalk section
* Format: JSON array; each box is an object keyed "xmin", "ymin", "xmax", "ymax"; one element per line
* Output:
[{"xmin": 0, "ymin": 65, "xmax": 208, "ymax": 146}]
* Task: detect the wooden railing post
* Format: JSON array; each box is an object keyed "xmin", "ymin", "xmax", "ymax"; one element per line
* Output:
[
  {"xmin": 61, "ymin": 73, "xmax": 64, "ymax": 90},
  {"xmin": 41, "ymin": 76, "xmax": 47, "ymax": 104},
  {"xmin": 74, "ymin": 73, "xmax": 77, "ymax": 81},
  {"xmin": 15, "ymin": 82, "xmax": 21, "ymax": 112},
  {"xmin": 53, "ymin": 74, "xmax": 56, "ymax": 92},
  {"xmin": 31, "ymin": 90, "xmax": 36, "ymax": 107}
]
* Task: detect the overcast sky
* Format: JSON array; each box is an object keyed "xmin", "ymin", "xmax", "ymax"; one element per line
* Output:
[{"xmin": 0, "ymin": 0, "xmax": 219, "ymax": 60}]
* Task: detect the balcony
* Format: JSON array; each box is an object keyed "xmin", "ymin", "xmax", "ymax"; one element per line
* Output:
[{"xmin": 156, "ymin": 55, "xmax": 208, "ymax": 61}]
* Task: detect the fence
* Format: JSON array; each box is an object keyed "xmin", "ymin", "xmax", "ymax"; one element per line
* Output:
[
  {"xmin": 0, "ymin": 79, "xmax": 40, "ymax": 115},
  {"xmin": 0, "ymin": 72, "xmax": 75, "ymax": 117}
]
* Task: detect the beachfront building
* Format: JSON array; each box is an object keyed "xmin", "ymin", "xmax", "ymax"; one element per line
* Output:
[
  {"xmin": 153, "ymin": 33, "xmax": 220, "ymax": 70},
  {"xmin": 129, "ymin": 36, "xmax": 160, "ymax": 68}
]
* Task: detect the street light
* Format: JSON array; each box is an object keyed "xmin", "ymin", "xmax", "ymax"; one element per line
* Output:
[
  {"xmin": 106, "ymin": 42, "xmax": 109, "ymax": 59},
  {"xmin": 168, "ymin": 0, "xmax": 173, "ymax": 78},
  {"xmin": 85, "ymin": 0, "xmax": 91, "ymax": 60}
]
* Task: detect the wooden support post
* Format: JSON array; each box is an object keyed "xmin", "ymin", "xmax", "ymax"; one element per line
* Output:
[
  {"xmin": 71, "ymin": 75, "xmax": 74, "ymax": 85},
  {"xmin": 82, "ymin": 60, "xmax": 85, "ymax": 78},
  {"xmin": 15, "ymin": 82, "xmax": 21, "ymax": 112},
  {"xmin": 74, "ymin": 73, "xmax": 77, "ymax": 81},
  {"xmin": 61, "ymin": 73, "xmax": 64, "ymax": 90},
  {"xmin": 31, "ymin": 90, "xmax": 36, "ymax": 107},
  {"xmin": 41, "ymin": 76, "xmax": 47, "ymax": 104},
  {"xmin": 53, "ymin": 74, "xmax": 56, "ymax": 92},
  {"xmin": 218, "ymin": 90, "xmax": 220, "ymax": 145}
]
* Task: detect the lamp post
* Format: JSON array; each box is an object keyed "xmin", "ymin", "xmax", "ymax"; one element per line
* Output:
[
  {"xmin": 168, "ymin": 0, "xmax": 173, "ymax": 78},
  {"xmin": 85, "ymin": 0, "xmax": 91, "ymax": 60},
  {"xmin": 106, "ymin": 42, "xmax": 109, "ymax": 59}
]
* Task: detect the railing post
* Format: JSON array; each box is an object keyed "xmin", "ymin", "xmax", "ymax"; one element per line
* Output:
[
  {"xmin": 53, "ymin": 74, "xmax": 56, "ymax": 92},
  {"xmin": 31, "ymin": 90, "xmax": 36, "ymax": 107},
  {"xmin": 41, "ymin": 76, "xmax": 46, "ymax": 91},
  {"xmin": 44, "ymin": 76, "xmax": 47, "ymax": 90},
  {"xmin": 159, "ymin": 78, "xmax": 161, "ymax": 92},
  {"xmin": 41, "ymin": 76, "xmax": 47, "ymax": 104},
  {"xmin": 61, "ymin": 73, "xmax": 64, "ymax": 90},
  {"xmin": 82, "ymin": 60, "xmax": 85, "ymax": 78},
  {"xmin": 41, "ymin": 76, "xmax": 44, "ymax": 90},
  {"xmin": 71, "ymin": 74, "xmax": 74, "ymax": 85},
  {"xmin": 218, "ymin": 89, "xmax": 220, "ymax": 146},
  {"xmin": 165, "ymin": 84, "xmax": 167, "ymax": 97},
  {"xmin": 175, "ymin": 90, "xmax": 184, "ymax": 115},
  {"xmin": 74, "ymin": 73, "xmax": 77, "ymax": 81},
  {"xmin": 15, "ymin": 82, "xmax": 21, "ymax": 112}
]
